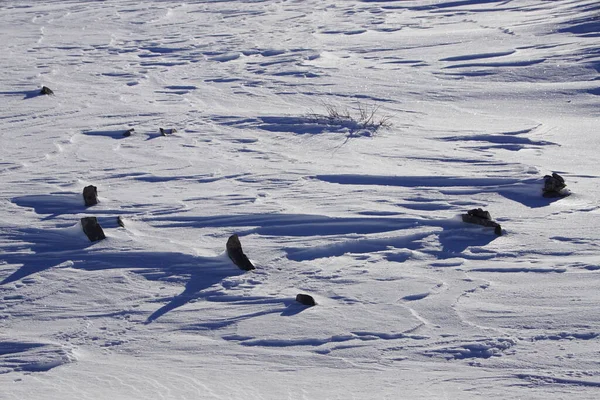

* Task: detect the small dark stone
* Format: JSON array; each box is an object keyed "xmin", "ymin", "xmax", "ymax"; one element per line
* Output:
[
  {"xmin": 226, "ymin": 234, "xmax": 255, "ymax": 271},
  {"xmin": 160, "ymin": 128, "xmax": 176, "ymax": 136},
  {"xmin": 123, "ymin": 128, "xmax": 135, "ymax": 137},
  {"xmin": 40, "ymin": 86, "xmax": 54, "ymax": 96},
  {"xmin": 117, "ymin": 216, "xmax": 125, "ymax": 228},
  {"xmin": 81, "ymin": 217, "xmax": 106, "ymax": 242},
  {"xmin": 83, "ymin": 185, "xmax": 98, "ymax": 207},
  {"xmin": 296, "ymin": 294, "xmax": 316, "ymax": 306}
]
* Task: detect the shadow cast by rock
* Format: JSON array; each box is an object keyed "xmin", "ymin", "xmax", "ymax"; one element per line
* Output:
[
  {"xmin": 0, "ymin": 225, "xmax": 250, "ymax": 323},
  {"xmin": 11, "ymin": 193, "xmax": 131, "ymax": 220},
  {"xmin": 498, "ymin": 188, "xmax": 566, "ymax": 208},
  {"xmin": 80, "ymin": 129, "xmax": 135, "ymax": 140},
  {"xmin": 145, "ymin": 258, "xmax": 246, "ymax": 323},
  {"xmin": 0, "ymin": 90, "xmax": 49, "ymax": 100},
  {"xmin": 280, "ymin": 300, "xmax": 313, "ymax": 316},
  {"xmin": 12, "ymin": 193, "xmax": 86, "ymax": 217},
  {"xmin": 0, "ymin": 224, "xmax": 97, "ymax": 285},
  {"xmin": 437, "ymin": 222, "xmax": 499, "ymax": 256}
]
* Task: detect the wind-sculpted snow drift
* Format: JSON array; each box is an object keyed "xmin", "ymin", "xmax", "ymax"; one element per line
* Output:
[{"xmin": 0, "ymin": 0, "xmax": 599, "ymax": 399}]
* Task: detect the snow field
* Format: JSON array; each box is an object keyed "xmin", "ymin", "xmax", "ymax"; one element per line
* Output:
[{"xmin": 1, "ymin": 1, "xmax": 599, "ymax": 399}]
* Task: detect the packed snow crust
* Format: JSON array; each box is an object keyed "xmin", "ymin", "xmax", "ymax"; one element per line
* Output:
[{"xmin": 1, "ymin": 0, "xmax": 599, "ymax": 399}]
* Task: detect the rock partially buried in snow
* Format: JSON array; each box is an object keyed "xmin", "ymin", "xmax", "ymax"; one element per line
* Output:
[
  {"xmin": 296, "ymin": 293, "xmax": 316, "ymax": 306},
  {"xmin": 81, "ymin": 217, "xmax": 106, "ymax": 242},
  {"xmin": 461, "ymin": 208, "xmax": 502, "ymax": 236},
  {"xmin": 466, "ymin": 208, "xmax": 491, "ymax": 220},
  {"xmin": 160, "ymin": 128, "xmax": 177, "ymax": 136},
  {"xmin": 117, "ymin": 216, "xmax": 125, "ymax": 228},
  {"xmin": 123, "ymin": 128, "xmax": 135, "ymax": 137},
  {"xmin": 83, "ymin": 185, "xmax": 98, "ymax": 207},
  {"xmin": 40, "ymin": 86, "xmax": 54, "ymax": 95},
  {"xmin": 543, "ymin": 172, "xmax": 569, "ymax": 198},
  {"xmin": 226, "ymin": 234, "xmax": 255, "ymax": 271}
]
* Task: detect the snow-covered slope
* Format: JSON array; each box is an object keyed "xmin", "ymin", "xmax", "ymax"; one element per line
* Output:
[{"xmin": 1, "ymin": 1, "xmax": 598, "ymax": 398}]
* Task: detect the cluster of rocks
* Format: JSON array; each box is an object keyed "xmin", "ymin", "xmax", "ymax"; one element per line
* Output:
[
  {"xmin": 39, "ymin": 87, "xmax": 177, "ymax": 138},
  {"xmin": 79, "ymin": 185, "xmax": 316, "ymax": 307},
  {"xmin": 44, "ymin": 79, "xmax": 565, "ymax": 311},
  {"xmin": 461, "ymin": 172, "xmax": 570, "ymax": 235},
  {"xmin": 225, "ymin": 234, "xmax": 316, "ymax": 306},
  {"xmin": 77, "ymin": 172, "xmax": 571, "ymax": 306},
  {"xmin": 122, "ymin": 127, "xmax": 177, "ymax": 138},
  {"xmin": 81, "ymin": 185, "xmax": 105, "ymax": 242}
]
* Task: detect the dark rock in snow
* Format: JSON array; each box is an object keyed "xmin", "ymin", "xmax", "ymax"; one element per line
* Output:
[
  {"xmin": 160, "ymin": 128, "xmax": 176, "ymax": 136},
  {"xmin": 226, "ymin": 234, "xmax": 255, "ymax": 271},
  {"xmin": 40, "ymin": 86, "xmax": 54, "ymax": 96},
  {"xmin": 462, "ymin": 208, "xmax": 502, "ymax": 236},
  {"xmin": 123, "ymin": 128, "xmax": 135, "ymax": 137},
  {"xmin": 494, "ymin": 224, "xmax": 502, "ymax": 236},
  {"xmin": 117, "ymin": 216, "xmax": 125, "ymax": 228},
  {"xmin": 466, "ymin": 208, "xmax": 491, "ymax": 220},
  {"xmin": 296, "ymin": 293, "xmax": 316, "ymax": 306},
  {"xmin": 81, "ymin": 217, "xmax": 106, "ymax": 242},
  {"xmin": 543, "ymin": 172, "xmax": 569, "ymax": 198},
  {"xmin": 83, "ymin": 185, "xmax": 98, "ymax": 207}
]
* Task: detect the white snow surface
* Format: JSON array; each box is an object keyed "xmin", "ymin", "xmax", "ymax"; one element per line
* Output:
[{"xmin": 1, "ymin": 0, "xmax": 599, "ymax": 398}]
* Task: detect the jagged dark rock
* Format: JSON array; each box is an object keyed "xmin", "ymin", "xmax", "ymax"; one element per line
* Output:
[
  {"xmin": 81, "ymin": 217, "xmax": 106, "ymax": 242},
  {"xmin": 543, "ymin": 172, "xmax": 568, "ymax": 198},
  {"xmin": 226, "ymin": 234, "xmax": 255, "ymax": 271},
  {"xmin": 160, "ymin": 128, "xmax": 176, "ymax": 136},
  {"xmin": 466, "ymin": 208, "xmax": 491, "ymax": 220},
  {"xmin": 83, "ymin": 185, "xmax": 98, "ymax": 207},
  {"xmin": 40, "ymin": 86, "xmax": 54, "ymax": 95},
  {"xmin": 462, "ymin": 208, "xmax": 502, "ymax": 236},
  {"xmin": 123, "ymin": 128, "xmax": 135, "ymax": 137},
  {"xmin": 296, "ymin": 293, "xmax": 316, "ymax": 306},
  {"xmin": 117, "ymin": 216, "xmax": 125, "ymax": 228}
]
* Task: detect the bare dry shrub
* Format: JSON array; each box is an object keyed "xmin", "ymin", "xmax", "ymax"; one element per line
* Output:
[{"xmin": 307, "ymin": 102, "xmax": 392, "ymax": 136}]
